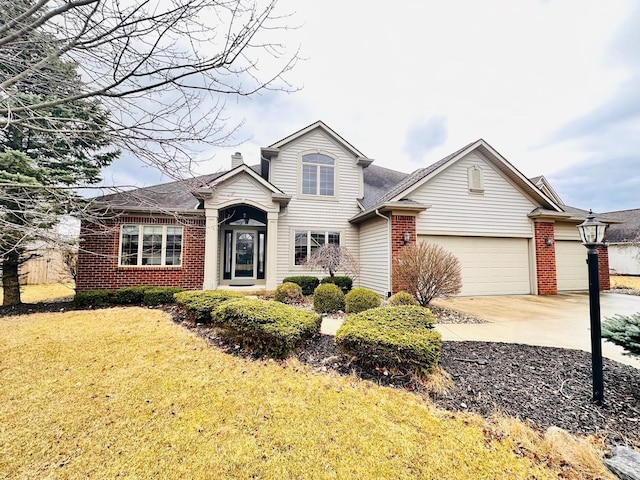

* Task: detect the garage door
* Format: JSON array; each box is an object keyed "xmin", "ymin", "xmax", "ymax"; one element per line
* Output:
[
  {"xmin": 420, "ymin": 236, "xmax": 532, "ymax": 295},
  {"xmin": 555, "ymin": 241, "xmax": 588, "ymax": 291}
]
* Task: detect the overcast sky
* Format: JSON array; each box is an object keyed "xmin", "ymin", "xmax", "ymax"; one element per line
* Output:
[{"xmin": 100, "ymin": 0, "xmax": 640, "ymax": 213}]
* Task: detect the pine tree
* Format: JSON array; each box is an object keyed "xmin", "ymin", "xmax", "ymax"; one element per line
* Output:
[{"xmin": 602, "ymin": 313, "xmax": 640, "ymax": 357}]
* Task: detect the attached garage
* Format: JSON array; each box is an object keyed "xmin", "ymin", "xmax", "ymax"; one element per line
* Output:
[
  {"xmin": 420, "ymin": 235, "xmax": 532, "ymax": 295},
  {"xmin": 555, "ymin": 241, "xmax": 588, "ymax": 291}
]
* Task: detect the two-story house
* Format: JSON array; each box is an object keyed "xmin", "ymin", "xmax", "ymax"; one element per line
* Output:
[{"xmin": 76, "ymin": 121, "xmax": 609, "ymax": 296}]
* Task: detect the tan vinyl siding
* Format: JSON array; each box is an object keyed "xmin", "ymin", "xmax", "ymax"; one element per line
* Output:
[
  {"xmin": 358, "ymin": 216, "xmax": 390, "ymax": 295},
  {"xmin": 411, "ymin": 152, "xmax": 536, "ymax": 237},
  {"xmin": 212, "ymin": 175, "xmax": 273, "ymax": 207},
  {"xmin": 554, "ymin": 222, "xmax": 581, "ymax": 241},
  {"xmin": 270, "ymin": 130, "xmax": 362, "ymax": 282}
]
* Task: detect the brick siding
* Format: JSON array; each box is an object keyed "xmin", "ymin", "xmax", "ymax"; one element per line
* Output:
[
  {"xmin": 76, "ymin": 215, "xmax": 206, "ymax": 292},
  {"xmin": 390, "ymin": 214, "xmax": 416, "ymax": 294},
  {"xmin": 597, "ymin": 244, "xmax": 610, "ymax": 291},
  {"xmin": 534, "ymin": 222, "xmax": 557, "ymax": 295}
]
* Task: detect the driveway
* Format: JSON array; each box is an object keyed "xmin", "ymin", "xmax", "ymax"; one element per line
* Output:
[{"xmin": 433, "ymin": 292, "xmax": 640, "ymax": 368}]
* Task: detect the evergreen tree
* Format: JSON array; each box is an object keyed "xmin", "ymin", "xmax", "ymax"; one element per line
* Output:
[{"xmin": 602, "ymin": 313, "xmax": 640, "ymax": 357}]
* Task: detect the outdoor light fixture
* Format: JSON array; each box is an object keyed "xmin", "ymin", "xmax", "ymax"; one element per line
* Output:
[
  {"xmin": 403, "ymin": 231, "xmax": 411, "ymax": 245},
  {"xmin": 576, "ymin": 209, "xmax": 608, "ymax": 406},
  {"xmin": 545, "ymin": 236, "xmax": 553, "ymax": 246}
]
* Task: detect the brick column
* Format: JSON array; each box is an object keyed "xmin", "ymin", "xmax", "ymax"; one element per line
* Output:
[
  {"xmin": 391, "ymin": 214, "xmax": 416, "ymax": 294},
  {"xmin": 597, "ymin": 245, "xmax": 610, "ymax": 291},
  {"xmin": 534, "ymin": 222, "xmax": 557, "ymax": 295}
]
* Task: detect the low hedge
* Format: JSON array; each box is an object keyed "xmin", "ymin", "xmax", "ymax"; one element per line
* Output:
[
  {"xmin": 320, "ymin": 276, "xmax": 353, "ymax": 293},
  {"xmin": 114, "ymin": 285, "xmax": 153, "ymax": 305},
  {"xmin": 212, "ymin": 298, "xmax": 321, "ymax": 358},
  {"xmin": 274, "ymin": 282, "xmax": 304, "ymax": 304},
  {"xmin": 282, "ymin": 276, "xmax": 319, "ymax": 296},
  {"xmin": 142, "ymin": 286, "xmax": 184, "ymax": 306},
  {"xmin": 74, "ymin": 289, "xmax": 115, "ymax": 308},
  {"xmin": 345, "ymin": 287, "xmax": 381, "ymax": 314},
  {"xmin": 174, "ymin": 290, "xmax": 244, "ymax": 323},
  {"xmin": 313, "ymin": 283, "xmax": 345, "ymax": 313},
  {"xmin": 335, "ymin": 305, "xmax": 441, "ymax": 376}
]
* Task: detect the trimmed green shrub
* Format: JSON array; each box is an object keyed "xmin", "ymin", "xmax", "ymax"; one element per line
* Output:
[
  {"xmin": 313, "ymin": 283, "xmax": 345, "ymax": 313},
  {"xmin": 388, "ymin": 291, "xmax": 419, "ymax": 307},
  {"xmin": 282, "ymin": 276, "xmax": 319, "ymax": 296},
  {"xmin": 173, "ymin": 290, "xmax": 244, "ymax": 323},
  {"xmin": 142, "ymin": 286, "xmax": 184, "ymax": 306},
  {"xmin": 114, "ymin": 286, "xmax": 153, "ymax": 305},
  {"xmin": 212, "ymin": 298, "xmax": 321, "ymax": 358},
  {"xmin": 274, "ymin": 282, "xmax": 304, "ymax": 304},
  {"xmin": 320, "ymin": 276, "xmax": 353, "ymax": 293},
  {"xmin": 335, "ymin": 305, "xmax": 441, "ymax": 376},
  {"xmin": 345, "ymin": 287, "xmax": 381, "ymax": 314},
  {"xmin": 602, "ymin": 313, "xmax": 640, "ymax": 356},
  {"xmin": 74, "ymin": 289, "xmax": 114, "ymax": 308}
]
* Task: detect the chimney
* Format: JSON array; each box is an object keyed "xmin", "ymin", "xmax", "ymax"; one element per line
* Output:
[{"xmin": 231, "ymin": 152, "xmax": 243, "ymax": 169}]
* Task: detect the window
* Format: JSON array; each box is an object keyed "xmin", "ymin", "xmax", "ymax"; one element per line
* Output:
[
  {"xmin": 294, "ymin": 230, "xmax": 340, "ymax": 265},
  {"xmin": 302, "ymin": 153, "xmax": 335, "ymax": 196},
  {"xmin": 468, "ymin": 165, "xmax": 484, "ymax": 193},
  {"xmin": 120, "ymin": 225, "xmax": 183, "ymax": 266}
]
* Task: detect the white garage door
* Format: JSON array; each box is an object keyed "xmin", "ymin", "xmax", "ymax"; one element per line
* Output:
[
  {"xmin": 420, "ymin": 236, "xmax": 532, "ymax": 295},
  {"xmin": 555, "ymin": 241, "xmax": 588, "ymax": 291}
]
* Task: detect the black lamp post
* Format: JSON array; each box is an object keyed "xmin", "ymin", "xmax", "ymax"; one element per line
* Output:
[{"xmin": 576, "ymin": 210, "xmax": 608, "ymax": 406}]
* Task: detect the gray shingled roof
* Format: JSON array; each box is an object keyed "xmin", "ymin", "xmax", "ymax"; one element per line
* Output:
[
  {"xmin": 361, "ymin": 164, "xmax": 409, "ymax": 209},
  {"xmin": 603, "ymin": 208, "xmax": 640, "ymax": 242}
]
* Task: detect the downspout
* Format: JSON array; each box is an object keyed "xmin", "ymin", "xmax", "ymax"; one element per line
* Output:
[{"xmin": 375, "ymin": 209, "xmax": 392, "ymax": 297}]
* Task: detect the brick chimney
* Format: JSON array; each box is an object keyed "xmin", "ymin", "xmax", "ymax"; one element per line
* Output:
[{"xmin": 231, "ymin": 152, "xmax": 243, "ymax": 169}]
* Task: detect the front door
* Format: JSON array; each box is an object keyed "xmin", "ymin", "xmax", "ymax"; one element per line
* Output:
[{"xmin": 233, "ymin": 230, "xmax": 256, "ymax": 279}]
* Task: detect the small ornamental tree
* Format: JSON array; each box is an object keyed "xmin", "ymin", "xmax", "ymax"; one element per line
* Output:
[
  {"xmin": 392, "ymin": 241, "xmax": 462, "ymax": 306},
  {"xmin": 305, "ymin": 244, "xmax": 359, "ymax": 281},
  {"xmin": 602, "ymin": 313, "xmax": 640, "ymax": 357}
]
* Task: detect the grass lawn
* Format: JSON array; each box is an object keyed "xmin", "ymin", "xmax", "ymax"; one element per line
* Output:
[
  {"xmin": 0, "ymin": 283, "xmax": 75, "ymax": 304},
  {"xmin": 610, "ymin": 275, "xmax": 640, "ymax": 290},
  {"xmin": 0, "ymin": 308, "xmax": 602, "ymax": 479}
]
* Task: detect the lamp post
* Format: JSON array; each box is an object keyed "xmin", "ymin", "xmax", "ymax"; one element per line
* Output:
[{"xmin": 576, "ymin": 210, "xmax": 608, "ymax": 406}]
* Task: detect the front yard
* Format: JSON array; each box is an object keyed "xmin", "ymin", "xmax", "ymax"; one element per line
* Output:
[{"xmin": 0, "ymin": 307, "xmax": 611, "ymax": 479}]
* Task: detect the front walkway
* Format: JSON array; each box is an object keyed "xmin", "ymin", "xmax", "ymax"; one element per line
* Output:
[{"xmin": 433, "ymin": 292, "xmax": 640, "ymax": 368}]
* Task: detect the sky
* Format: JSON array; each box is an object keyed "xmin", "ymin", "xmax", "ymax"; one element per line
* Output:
[{"xmin": 99, "ymin": 0, "xmax": 640, "ymax": 213}]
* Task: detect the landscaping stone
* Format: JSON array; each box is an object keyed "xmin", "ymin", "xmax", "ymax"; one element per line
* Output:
[{"xmin": 604, "ymin": 446, "xmax": 640, "ymax": 480}]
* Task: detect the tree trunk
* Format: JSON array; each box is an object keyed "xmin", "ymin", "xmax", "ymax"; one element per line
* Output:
[{"xmin": 2, "ymin": 251, "xmax": 22, "ymax": 306}]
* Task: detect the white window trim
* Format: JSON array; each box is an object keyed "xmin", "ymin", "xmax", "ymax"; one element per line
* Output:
[
  {"xmin": 292, "ymin": 229, "xmax": 341, "ymax": 267},
  {"xmin": 118, "ymin": 224, "xmax": 183, "ymax": 267},
  {"xmin": 299, "ymin": 151, "xmax": 338, "ymax": 199}
]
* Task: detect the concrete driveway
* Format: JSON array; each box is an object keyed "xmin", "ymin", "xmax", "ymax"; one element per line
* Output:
[{"xmin": 433, "ymin": 292, "xmax": 640, "ymax": 368}]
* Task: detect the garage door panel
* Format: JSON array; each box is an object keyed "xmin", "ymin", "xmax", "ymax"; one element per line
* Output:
[
  {"xmin": 420, "ymin": 236, "xmax": 531, "ymax": 295},
  {"xmin": 556, "ymin": 241, "xmax": 588, "ymax": 291}
]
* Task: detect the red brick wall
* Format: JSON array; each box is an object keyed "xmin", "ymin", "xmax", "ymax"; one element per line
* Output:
[
  {"xmin": 597, "ymin": 244, "xmax": 610, "ymax": 291},
  {"xmin": 534, "ymin": 222, "xmax": 557, "ymax": 295},
  {"xmin": 390, "ymin": 214, "xmax": 416, "ymax": 294},
  {"xmin": 76, "ymin": 215, "xmax": 206, "ymax": 292}
]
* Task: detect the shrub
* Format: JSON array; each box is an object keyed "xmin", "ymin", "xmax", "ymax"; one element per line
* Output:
[
  {"xmin": 392, "ymin": 241, "xmax": 462, "ymax": 306},
  {"xmin": 335, "ymin": 305, "xmax": 441, "ymax": 376},
  {"xmin": 602, "ymin": 313, "xmax": 640, "ymax": 356},
  {"xmin": 212, "ymin": 298, "xmax": 321, "ymax": 358},
  {"xmin": 174, "ymin": 290, "xmax": 244, "ymax": 323},
  {"xmin": 74, "ymin": 289, "xmax": 114, "ymax": 308},
  {"xmin": 114, "ymin": 286, "xmax": 153, "ymax": 305},
  {"xmin": 320, "ymin": 276, "xmax": 353, "ymax": 293},
  {"xmin": 142, "ymin": 286, "xmax": 184, "ymax": 306},
  {"xmin": 388, "ymin": 291, "xmax": 419, "ymax": 306},
  {"xmin": 344, "ymin": 287, "xmax": 381, "ymax": 314},
  {"xmin": 274, "ymin": 282, "xmax": 304, "ymax": 304},
  {"xmin": 313, "ymin": 283, "xmax": 345, "ymax": 313},
  {"xmin": 282, "ymin": 276, "xmax": 319, "ymax": 296}
]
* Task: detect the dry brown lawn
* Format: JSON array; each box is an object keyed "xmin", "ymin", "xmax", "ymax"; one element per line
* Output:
[
  {"xmin": 0, "ymin": 283, "xmax": 74, "ymax": 304},
  {"xmin": 610, "ymin": 275, "xmax": 640, "ymax": 290},
  {"xmin": 0, "ymin": 307, "xmax": 614, "ymax": 479}
]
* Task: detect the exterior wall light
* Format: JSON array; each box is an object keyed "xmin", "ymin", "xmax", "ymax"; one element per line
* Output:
[
  {"xmin": 545, "ymin": 236, "xmax": 553, "ymax": 246},
  {"xmin": 576, "ymin": 209, "xmax": 608, "ymax": 406},
  {"xmin": 403, "ymin": 231, "xmax": 411, "ymax": 245}
]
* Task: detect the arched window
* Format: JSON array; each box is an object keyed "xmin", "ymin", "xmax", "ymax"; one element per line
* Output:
[{"xmin": 302, "ymin": 153, "xmax": 335, "ymax": 196}]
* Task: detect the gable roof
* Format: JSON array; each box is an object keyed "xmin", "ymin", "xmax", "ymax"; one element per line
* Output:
[
  {"xmin": 603, "ymin": 208, "xmax": 640, "ymax": 242},
  {"xmin": 530, "ymin": 175, "xmax": 564, "ymax": 205},
  {"xmin": 266, "ymin": 120, "xmax": 373, "ymax": 166}
]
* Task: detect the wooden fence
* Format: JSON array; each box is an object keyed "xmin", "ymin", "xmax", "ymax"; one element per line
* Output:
[{"xmin": 19, "ymin": 249, "xmax": 75, "ymax": 285}]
